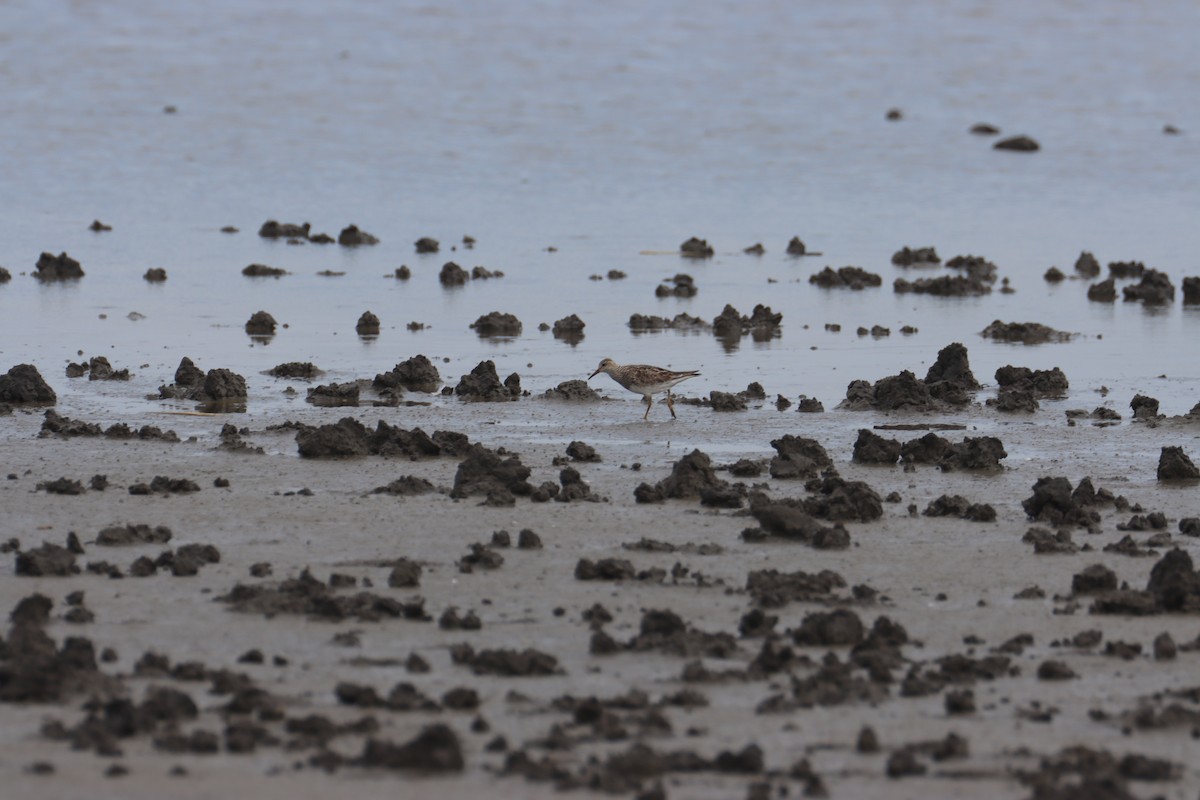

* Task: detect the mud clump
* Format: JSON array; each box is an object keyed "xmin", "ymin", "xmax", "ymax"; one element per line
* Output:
[
  {"xmin": 1022, "ymin": 477, "xmax": 1101, "ymax": 529},
  {"xmin": 852, "ymin": 429, "xmax": 901, "ymax": 464},
  {"xmin": 842, "ymin": 343, "xmax": 978, "ymax": 410},
  {"xmin": 892, "ymin": 246, "xmax": 940, "ymax": 266},
  {"xmin": 923, "ymin": 495, "xmax": 996, "ymax": 522},
  {"xmin": 680, "ymin": 237, "xmax": 713, "ymax": 258},
  {"xmin": 414, "ymin": 237, "xmax": 439, "ymax": 253},
  {"xmin": 307, "ymin": 382, "xmax": 360, "ymax": 407},
  {"xmin": 1183, "ymin": 276, "xmax": 1200, "ymax": 304},
  {"xmin": 16, "ymin": 543, "xmax": 79, "ymax": 576},
  {"xmin": 1129, "ymin": 394, "xmax": 1159, "ymax": 420},
  {"xmin": 769, "ymin": 435, "xmax": 832, "ymax": 479},
  {"xmin": 450, "ymin": 644, "xmax": 561, "ymax": 676},
  {"xmin": 219, "ymin": 569, "xmax": 430, "ymax": 622},
  {"xmin": 994, "ymin": 134, "xmax": 1039, "ymax": 151},
  {"xmin": 712, "ymin": 304, "xmax": 782, "ymax": 345},
  {"xmin": 894, "ymin": 274, "xmax": 991, "ymax": 296},
  {"xmin": 1075, "ymin": 251, "xmax": 1101, "ymax": 277},
  {"xmin": 296, "ymin": 417, "xmax": 469, "ymax": 459},
  {"xmin": 0, "ymin": 364, "xmax": 57, "ymax": 405},
  {"xmin": 67, "ymin": 356, "xmax": 131, "ymax": 381},
  {"xmin": 143, "ymin": 268, "xmax": 167, "ymax": 282},
  {"xmin": 981, "ymin": 320, "xmax": 1071, "ymax": 344},
  {"xmin": 634, "ymin": 450, "xmax": 733, "ymax": 504},
  {"xmin": 995, "ymin": 365, "xmax": 1069, "ymax": 397},
  {"xmin": 1109, "ymin": 260, "xmax": 1145, "ymax": 279},
  {"xmin": 242, "ymin": 264, "xmax": 287, "ymax": 278},
  {"xmin": 900, "ymin": 433, "xmax": 1006, "ymax": 471},
  {"xmin": 373, "ymin": 355, "xmax": 441, "ymax": 393},
  {"xmin": 454, "ymin": 360, "xmax": 521, "ymax": 402},
  {"xmin": 1157, "ymin": 447, "xmax": 1199, "ymax": 480},
  {"xmin": 361, "ymin": 724, "xmax": 463, "ymax": 771},
  {"xmin": 338, "ymin": 225, "xmax": 379, "ymax": 246},
  {"xmin": 543, "ymin": 380, "xmax": 601, "ymax": 401},
  {"xmin": 355, "ymin": 311, "xmax": 381, "ymax": 336},
  {"xmin": 628, "ymin": 312, "xmax": 708, "ymax": 331},
  {"xmin": 450, "ymin": 444, "xmax": 533, "ymax": 505},
  {"xmin": 244, "ymin": 311, "xmax": 277, "ymax": 336},
  {"xmin": 372, "ymin": 476, "xmax": 436, "ymax": 497},
  {"xmin": 439, "ymin": 262, "xmax": 469, "ymax": 286},
  {"xmin": 709, "ymin": 391, "xmax": 747, "ymax": 412},
  {"xmin": 551, "ymin": 314, "xmax": 585, "ymax": 344},
  {"xmin": 1122, "ymin": 269, "xmax": 1175, "ymax": 304},
  {"xmin": 656, "ymin": 274, "xmax": 696, "ymax": 298},
  {"xmin": 33, "ymin": 252, "xmax": 84, "ymax": 281},
  {"xmin": 128, "ymin": 476, "xmax": 201, "ymax": 495},
  {"xmin": 746, "ymin": 568, "xmax": 848, "ymax": 608},
  {"xmin": 269, "ymin": 362, "xmax": 322, "ymax": 380},
  {"xmin": 747, "ymin": 497, "xmax": 851, "ymax": 549},
  {"xmin": 40, "ymin": 410, "xmax": 179, "ymax": 442},
  {"xmin": 95, "ymin": 525, "xmax": 173, "ymax": 546},
  {"xmin": 1087, "ymin": 278, "xmax": 1117, "ymax": 302},
  {"xmin": 203, "ymin": 369, "xmax": 247, "ymax": 400},
  {"xmin": 809, "ymin": 266, "xmax": 881, "ymax": 289},
  {"xmin": 470, "ymin": 312, "xmax": 522, "ymax": 337},
  {"xmin": 258, "ymin": 220, "xmax": 310, "ymax": 239}
]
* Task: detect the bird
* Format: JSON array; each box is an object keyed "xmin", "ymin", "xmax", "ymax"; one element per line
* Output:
[{"xmin": 587, "ymin": 358, "xmax": 700, "ymax": 420}]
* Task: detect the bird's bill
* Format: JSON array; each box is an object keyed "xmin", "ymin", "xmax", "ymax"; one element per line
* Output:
[{"xmin": 587, "ymin": 367, "xmax": 602, "ymax": 380}]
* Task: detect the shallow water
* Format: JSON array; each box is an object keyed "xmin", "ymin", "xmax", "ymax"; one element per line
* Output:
[{"xmin": 1, "ymin": 0, "xmax": 1198, "ymax": 428}]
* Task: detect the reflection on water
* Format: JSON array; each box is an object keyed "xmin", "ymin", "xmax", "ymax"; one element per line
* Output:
[{"xmin": 0, "ymin": 0, "xmax": 1197, "ymax": 425}]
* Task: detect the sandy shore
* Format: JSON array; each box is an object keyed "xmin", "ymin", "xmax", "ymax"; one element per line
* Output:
[{"xmin": 2, "ymin": 386, "xmax": 1199, "ymax": 800}]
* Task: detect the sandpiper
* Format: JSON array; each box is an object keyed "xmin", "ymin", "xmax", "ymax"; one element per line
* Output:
[{"xmin": 587, "ymin": 358, "xmax": 700, "ymax": 420}]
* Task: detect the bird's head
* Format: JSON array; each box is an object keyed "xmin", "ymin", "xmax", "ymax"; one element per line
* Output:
[{"xmin": 588, "ymin": 358, "xmax": 615, "ymax": 380}]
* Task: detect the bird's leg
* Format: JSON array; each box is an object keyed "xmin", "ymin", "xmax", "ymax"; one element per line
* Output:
[
  {"xmin": 643, "ymin": 395, "xmax": 652, "ymax": 420},
  {"xmin": 666, "ymin": 390, "xmax": 677, "ymax": 419}
]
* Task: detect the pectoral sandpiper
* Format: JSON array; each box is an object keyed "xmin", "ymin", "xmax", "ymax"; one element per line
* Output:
[{"xmin": 587, "ymin": 358, "xmax": 700, "ymax": 420}]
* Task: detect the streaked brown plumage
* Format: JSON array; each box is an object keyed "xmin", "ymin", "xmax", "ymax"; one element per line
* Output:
[{"xmin": 587, "ymin": 357, "xmax": 700, "ymax": 420}]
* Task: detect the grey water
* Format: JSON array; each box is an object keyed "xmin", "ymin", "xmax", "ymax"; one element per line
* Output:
[{"xmin": 1, "ymin": 0, "xmax": 1198, "ymax": 424}]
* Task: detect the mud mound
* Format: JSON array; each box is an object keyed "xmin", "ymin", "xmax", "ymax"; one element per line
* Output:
[
  {"xmin": 712, "ymin": 304, "xmax": 781, "ymax": 343},
  {"xmin": 809, "ymin": 266, "xmax": 881, "ymax": 289},
  {"xmin": 355, "ymin": 311, "xmax": 381, "ymax": 336},
  {"xmin": 361, "ymin": 725, "xmax": 463, "ymax": 771},
  {"xmin": 338, "ymin": 224, "xmax": 378, "ymax": 246},
  {"xmin": 981, "ymin": 320, "xmax": 1072, "ymax": 344},
  {"xmin": 454, "ymin": 360, "xmax": 521, "ymax": 401},
  {"xmin": 450, "ymin": 644, "xmax": 561, "ymax": 676},
  {"xmin": 1157, "ymin": 447, "xmax": 1199, "ymax": 480},
  {"xmin": 892, "ymin": 246, "xmax": 940, "ymax": 266},
  {"xmin": 746, "ymin": 568, "xmax": 848, "ymax": 608},
  {"xmin": 306, "ymin": 381, "xmax": 360, "ymax": 407},
  {"xmin": 1075, "ymin": 252, "xmax": 1101, "ymax": 277},
  {"xmin": 95, "ymin": 524, "xmax": 173, "ymax": 546},
  {"xmin": 894, "ymin": 275, "xmax": 990, "ymax": 296},
  {"xmin": 296, "ymin": 418, "xmax": 468, "ymax": 459},
  {"xmin": 242, "ymin": 263, "xmax": 287, "ymax": 277},
  {"xmin": 33, "ymin": 252, "xmax": 84, "ymax": 281},
  {"xmin": 656, "ymin": 274, "xmax": 696, "ymax": 298},
  {"xmin": 258, "ymin": 220, "xmax": 310, "ymax": 239},
  {"xmin": 373, "ymin": 355, "xmax": 441, "ymax": 393},
  {"xmin": 551, "ymin": 314, "xmax": 586, "ymax": 343},
  {"xmin": 995, "ymin": 365, "xmax": 1069, "ymax": 396},
  {"xmin": 1022, "ymin": 477, "xmax": 1101, "ymax": 529},
  {"xmin": 628, "ymin": 313, "xmax": 709, "ymax": 331},
  {"xmin": 414, "ymin": 237, "xmax": 439, "ymax": 253},
  {"xmin": 244, "ymin": 311, "xmax": 277, "ymax": 336},
  {"xmin": 0, "ymin": 364, "xmax": 56, "ymax": 405},
  {"xmin": 747, "ymin": 497, "xmax": 850, "ymax": 549},
  {"xmin": 842, "ymin": 344, "xmax": 978, "ymax": 410},
  {"xmin": 450, "ymin": 444, "xmax": 533, "ymax": 505},
  {"xmin": 852, "ymin": 429, "xmax": 901, "ymax": 464},
  {"xmin": 1122, "ymin": 269, "xmax": 1175, "ymax": 304},
  {"xmin": 1087, "ymin": 278, "xmax": 1117, "ymax": 302},
  {"xmin": 769, "ymin": 435, "xmax": 832, "ymax": 478},
  {"xmin": 439, "ymin": 262, "xmax": 469, "ymax": 285},
  {"xmin": 269, "ymin": 362, "xmax": 322, "ymax": 379},
  {"xmin": 470, "ymin": 312, "xmax": 522, "ymax": 337},
  {"xmin": 219, "ymin": 569, "xmax": 430, "ymax": 622},
  {"xmin": 900, "ymin": 433, "xmax": 1006, "ymax": 471},
  {"xmin": 634, "ymin": 450, "xmax": 731, "ymax": 503},
  {"xmin": 543, "ymin": 380, "xmax": 601, "ymax": 401},
  {"xmin": 680, "ymin": 237, "xmax": 713, "ymax": 258}
]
